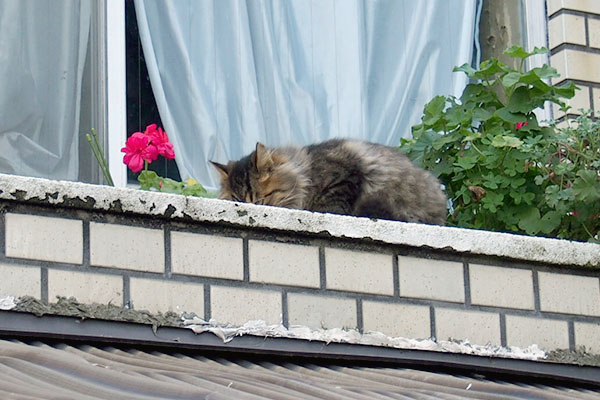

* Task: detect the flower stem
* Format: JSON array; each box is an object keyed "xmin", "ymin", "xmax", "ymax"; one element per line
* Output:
[{"xmin": 86, "ymin": 129, "xmax": 114, "ymax": 186}]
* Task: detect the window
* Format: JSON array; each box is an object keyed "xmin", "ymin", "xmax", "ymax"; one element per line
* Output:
[{"xmin": 0, "ymin": 0, "xmax": 549, "ymax": 187}]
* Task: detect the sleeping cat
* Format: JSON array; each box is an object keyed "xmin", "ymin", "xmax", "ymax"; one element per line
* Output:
[{"xmin": 211, "ymin": 139, "xmax": 447, "ymax": 225}]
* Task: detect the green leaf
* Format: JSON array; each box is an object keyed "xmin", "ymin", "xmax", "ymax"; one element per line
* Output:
[
  {"xmin": 491, "ymin": 135, "xmax": 524, "ymax": 148},
  {"xmin": 422, "ymin": 96, "xmax": 446, "ymax": 125},
  {"xmin": 481, "ymin": 191, "xmax": 504, "ymax": 212},
  {"xmin": 453, "ymin": 155, "xmax": 478, "ymax": 171},
  {"xmin": 473, "ymin": 108, "xmax": 493, "ymax": 122},
  {"xmin": 572, "ymin": 170, "xmax": 600, "ymax": 201},
  {"xmin": 495, "ymin": 108, "xmax": 527, "ymax": 124},
  {"xmin": 554, "ymin": 81, "xmax": 577, "ymax": 99},
  {"xmin": 403, "ymin": 130, "xmax": 440, "ymax": 167},
  {"xmin": 507, "ymin": 86, "xmax": 534, "ymax": 113},
  {"xmin": 138, "ymin": 170, "xmax": 160, "ymax": 190},
  {"xmin": 159, "ymin": 178, "xmax": 184, "ymax": 194},
  {"xmin": 502, "ymin": 72, "xmax": 521, "ymax": 88},
  {"xmin": 534, "ymin": 175, "xmax": 545, "ymax": 185},
  {"xmin": 453, "ymin": 63, "xmax": 477, "ymax": 78},
  {"xmin": 532, "ymin": 64, "xmax": 559, "ymax": 80},
  {"xmin": 476, "ymin": 58, "xmax": 506, "ymax": 78},
  {"xmin": 433, "ymin": 132, "xmax": 460, "ymax": 150},
  {"xmin": 183, "ymin": 183, "xmax": 208, "ymax": 197},
  {"xmin": 510, "ymin": 177, "xmax": 526, "ymax": 188},
  {"xmin": 517, "ymin": 207, "xmax": 542, "ymax": 234},
  {"xmin": 504, "ymin": 45, "xmax": 547, "ymax": 59}
]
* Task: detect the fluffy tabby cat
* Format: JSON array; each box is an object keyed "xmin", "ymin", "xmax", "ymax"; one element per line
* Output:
[{"xmin": 211, "ymin": 139, "xmax": 447, "ymax": 225}]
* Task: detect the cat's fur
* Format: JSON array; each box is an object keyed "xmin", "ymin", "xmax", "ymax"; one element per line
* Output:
[{"xmin": 211, "ymin": 139, "xmax": 447, "ymax": 225}]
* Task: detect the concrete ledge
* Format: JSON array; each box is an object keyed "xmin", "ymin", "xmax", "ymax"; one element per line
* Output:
[{"xmin": 1, "ymin": 173, "xmax": 598, "ymax": 268}]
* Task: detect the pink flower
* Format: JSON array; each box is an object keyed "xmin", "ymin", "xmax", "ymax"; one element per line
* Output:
[
  {"xmin": 573, "ymin": 211, "xmax": 579, "ymax": 217},
  {"xmin": 146, "ymin": 124, "xmax": 175, "ymax": 160},
  {"xmin": 515, "ymin": 121, "xmax": 529, "ymax": 130},
  {"xmin": 121, "ymin": 133, "xmax": 158, "ymax": 173}
]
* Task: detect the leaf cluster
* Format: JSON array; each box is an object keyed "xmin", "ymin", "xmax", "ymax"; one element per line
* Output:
[
  {"xmin": 400, "ymin": 46, "xmax": 600, "ymax": 241},
  {"xmin": 138, "ymin": 170, "xmax": 216, "ymax": 197}
]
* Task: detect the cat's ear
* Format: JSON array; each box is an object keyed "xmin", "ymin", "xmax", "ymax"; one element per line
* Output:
[
  {"xmin": 210, "ymin": 161, "xmax": 231, "ymax": 179},
  {"xmin": 254, "ymin": 142, "xmax": 273, "ymax": 172}
]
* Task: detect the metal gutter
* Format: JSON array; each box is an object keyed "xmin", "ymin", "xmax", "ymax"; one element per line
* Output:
[{"xmin": 0, "ymin": 310, "xmax": 598, "ymax": 388}]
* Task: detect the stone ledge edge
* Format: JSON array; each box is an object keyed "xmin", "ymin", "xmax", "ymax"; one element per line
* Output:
[{"xmin": 0, "ymin": 173, "xmax": 598, "ymax": 268}]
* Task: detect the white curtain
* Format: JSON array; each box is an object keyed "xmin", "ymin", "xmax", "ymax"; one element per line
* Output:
[
  {"xmin": 135, "ymin": 0, "xmax": 478, "ymax": 189},
  {"xmin": 0, "ymin": 0, "xmax": 91, "ymax": 180}
]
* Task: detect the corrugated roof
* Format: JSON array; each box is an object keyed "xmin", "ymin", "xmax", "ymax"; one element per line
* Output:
[{"xmin": 0, "ymin": 339, "xmax": 598, "ymax": 400}]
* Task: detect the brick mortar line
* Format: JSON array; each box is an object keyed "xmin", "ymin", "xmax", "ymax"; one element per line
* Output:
[
  {"xmin": 585, "ymin": 13, "xmax": 591, "ymax": 48},
  {"xmin": 82, "ymin": 219, "xmax": 90, "ymax": 268},
  {"xmin": 429, "ymin": 306, "xmax": 436, "ymax": 340},
  {"xmin": 243, "ymin": 238, "xmax": 249, "ymax": 282},
  {"xmin": 164, "ymin": 225, "xmax": 172, "ymax": 278},
  {"xmin": 392, "ymin": 253, "xmax": 399, "ymax": 297},
  {"xmin": 463, "ymin": 262, "xmax": 471, "ymax": 306},
  {"xmin": 0, "ymin": 212, "xmax": 6, "ymax": 259},
  {"xmin": 551, "ymin": 42, "xmax": 600, "ymax": 55},
  {"xmin": 533, "ymin": 269, "xmax": 541, "ymax": 312},
  {"xmin": 204, "ymin": 284, "xmax": 211, "ymax": 321},
  {"xmin": 319, "ymin": 247, "xmax": 326, "ymax": 290},
  {"xmin": 281, "ymin": 290, "xmax": 289, "ymax": 327},
  {"xmin": 356, "ymin": 298, "xmax": 363, "ymax": 333},
  {"xmin": 499, "ymin": 313, "xmax": 507, "ymax": 347},
  {"xmin": 568, "ymin": 321, "xmax": 576, "ymax": 351},
  {"xmin": 40, "ymin": 267, "xmax": 48, "ymax": 303},
  {"xmin": 548, "ymin": 8, "xmax": 600, "ymax": 21},
  {"xmin": 122, "ymin": 275, "xmax": 130, "ymax": 308}
]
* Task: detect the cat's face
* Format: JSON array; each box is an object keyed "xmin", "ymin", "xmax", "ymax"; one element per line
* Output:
[{"xmin": 211, "ymin": 143, "xmax": 304, "ymax": 208}]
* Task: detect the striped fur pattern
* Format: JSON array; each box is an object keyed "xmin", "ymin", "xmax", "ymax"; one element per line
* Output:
[{"xmin": 211, "ymin": 139, "xmax": 447, "ymax": 225}]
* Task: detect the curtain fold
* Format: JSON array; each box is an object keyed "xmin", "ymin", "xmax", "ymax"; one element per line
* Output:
[
  {"xmin": 135, "ymin": 0, "xmax": 477, "ymax": 189},
  {"xmin": 0, "ymin": 0, "xmax": 91, "ymax": 180}
]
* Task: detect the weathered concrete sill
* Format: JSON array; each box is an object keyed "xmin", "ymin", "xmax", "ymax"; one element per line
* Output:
[{"xmin": 1, "ymin": 173, "xmax": 598, "ymax": 268}]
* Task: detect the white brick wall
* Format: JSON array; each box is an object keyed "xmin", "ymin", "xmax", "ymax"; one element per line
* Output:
[
  {"xmin": 249, "ymin": 240, "xmax": 319, "ymax": 288},
  {"xmin": 130, "ymin": 278, "xmax": 204, "ymax": 315},
  {"xmin": 0, "ymin": 263, "xmax": 40, "ymax": 299},
  {"xmin": 325, "ymin": 248, "xmax": 393, "ymax": 295},
  {"xmin": 435, "ymin": 308, "xmax": 501, "ymax": 346},
  {"xmin": 574, "ymin": 322, "xmax": 600, "ymax": 353},
  {"xmin": 210, "ymin": 286, "xmax": 282, "ymax": 326},
  {"xmin": 287, "ymin": 293, "xmax": 356, "ymax": 330},
  {"xmin": 469, "ymin": 264, "xmax": 534, "ymax": 310},
  {"xmin": 5, "ymin": 214, "xmax": 82, "ymax": 264},
  {"xmin": 47, "ymin": 269, "xmax": 122, "ymax": 305},
  {"xmin": 90, "ymin": 222, "xmax": 164, "ymax": 273},
  {"xmin": 399, "ymin": 257, "xmax": 464, "ymax": 302},
  {"xmin": 2, "ymin": 182, "xmax": 600, "ymax": 355},
  {"xmin": 171, "ymin": 231, "xmax": 243, "ymax": 280},
  {"xmin": 505, "ymin": 315, "xmax": 570, "ymax": 351},
  {"xmin": 538, "ymin": 272, "xmax": 600, "ymax": 316},
  {"xmin": 362, "ymin": 301, "xmax": 430, "ymax": 339}
]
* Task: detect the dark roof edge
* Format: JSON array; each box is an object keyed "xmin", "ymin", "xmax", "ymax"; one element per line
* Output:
[{"xmin": 1, "ymin": 311, "xmax": 598, "ymax": 387}]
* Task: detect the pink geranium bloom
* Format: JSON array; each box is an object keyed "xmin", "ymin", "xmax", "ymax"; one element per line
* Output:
[
  {"xmin": 146, "ymin": 124, "xmax": 175, "ymax": 159},
  {"xmin": 121, "ymin": 133, "xmax": 159, "ymax": 173},
  {"xmin": 515, "ymin": 121, "xmax": 528, "ymax": 130}
]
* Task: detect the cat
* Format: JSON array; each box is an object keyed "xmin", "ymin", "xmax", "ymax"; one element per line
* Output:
[{"xmin": 211, "ymin": 139, "xmax": 447, "ymax": 225}]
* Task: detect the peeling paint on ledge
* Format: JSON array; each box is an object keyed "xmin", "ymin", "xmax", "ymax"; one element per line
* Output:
[{"xmin": 1, "ymin": 173, "xmax": 599, "ymax": 268}]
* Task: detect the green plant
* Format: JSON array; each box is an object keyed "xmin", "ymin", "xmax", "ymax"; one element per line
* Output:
[
  {"xmin": 400, "ymin": 46, "xmax": 599, "ymax": 241},
  {"xmin": 88, "ymin": 124, "xmax": 214, "ymax": 197}
]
